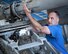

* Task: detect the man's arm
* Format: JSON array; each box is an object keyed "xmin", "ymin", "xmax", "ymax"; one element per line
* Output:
[{"xmin": 23, "ymin": 4, "xmax": 50, "ymax": 34}]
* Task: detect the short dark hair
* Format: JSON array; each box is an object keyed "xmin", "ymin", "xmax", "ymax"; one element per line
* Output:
[{"xmin": 48, "ymin": 11, "xmax": 61, "ymax": 18}]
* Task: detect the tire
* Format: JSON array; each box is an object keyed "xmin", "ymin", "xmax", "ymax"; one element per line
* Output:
[
  {"xmin": 0, "ymin": 49, "xmax": 3, "ymax": 54},
  {"xmin": 0, "ymin": 43, "xmax": 7, "ymax": 54}
]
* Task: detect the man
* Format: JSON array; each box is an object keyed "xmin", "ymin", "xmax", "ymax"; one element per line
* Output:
[{"xmin": 23, "ymin": 4, "xmax": 68, "ymax": 54}]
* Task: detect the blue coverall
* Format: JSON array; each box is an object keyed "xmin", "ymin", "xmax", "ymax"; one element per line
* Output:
[{"xmin": 46, "ymin": 25, "xmax": 68, "ymax": 54}]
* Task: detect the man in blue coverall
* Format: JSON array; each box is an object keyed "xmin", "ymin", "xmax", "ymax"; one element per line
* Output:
[{"xmin": 23, "ymin": 4, "xmax": 68, "ymax": 54}]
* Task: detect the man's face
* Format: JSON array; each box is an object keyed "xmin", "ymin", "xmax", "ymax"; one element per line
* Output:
[{"xmin": 48, "ymin": 12, "xmax": 59, "ymax": 25}]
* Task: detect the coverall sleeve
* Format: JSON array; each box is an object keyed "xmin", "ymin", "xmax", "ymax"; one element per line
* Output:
[{"xmin": 48, "ymin": 25, "xmax": 57, "ymax": 38}]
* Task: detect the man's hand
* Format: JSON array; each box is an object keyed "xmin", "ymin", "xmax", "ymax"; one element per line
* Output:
[
  {"xmin": 23, "ymin": 4, "xmax": 31, "ymax": 13},
  {"xmin": 23, "ymin": 4, "xmax": 50, "ymax": 34}
]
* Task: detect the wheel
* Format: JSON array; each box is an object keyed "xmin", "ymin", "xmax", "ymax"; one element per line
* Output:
[
  {"xmin": 0, "ymin": 43, "xmax": 7, "ymax": 54},
  {"xmin": 0, "ymin": 49, "xmax": 3, "ymax": 54}
]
